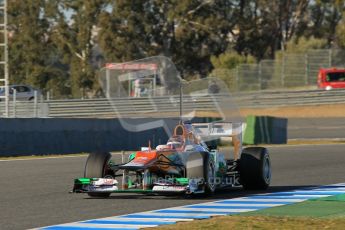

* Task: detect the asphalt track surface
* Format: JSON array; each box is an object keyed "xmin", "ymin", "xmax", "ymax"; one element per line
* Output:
[{"xmin": 1, "ymin": 144, "xmax": 345, "ymax": 230}]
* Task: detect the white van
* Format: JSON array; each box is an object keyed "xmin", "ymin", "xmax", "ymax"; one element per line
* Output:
[{"xmin": 0, "ymin": 85, "xmax": 41, "ymax": 101}]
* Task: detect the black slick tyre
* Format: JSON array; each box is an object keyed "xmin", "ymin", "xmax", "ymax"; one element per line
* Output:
[
  {"xmin": 239, "ymin": 147, "xmax": 271, "ymax": 190},
  {"xmin": 204, "ymin": 154, "xmax": 216, "ymax": 194},
  {"xmin": 84, "ymin": 152, "xmax": 112, "ymax": 198}
]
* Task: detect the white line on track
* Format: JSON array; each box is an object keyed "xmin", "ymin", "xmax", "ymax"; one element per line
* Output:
[
  {"xmin": 102, "ymin": 217, "xmax": 193, "ymax": 222},
  {"xmin": 232, "ymin": 198, "xmax": 307, "ymax": 202},
  {"xmin": 161, "ymin": 207, "xmax": 257, "ymax": 212},
  {"xmin": 125, "ymin": 212, "xmax": 222, "ymax": 217},
  {"xmin": 186, "ymin": 202, "xmax": 285, "ymax": 207},
  {"xmin": 54, "ymin": 223, "xmax": 157, "ymax": 228}
]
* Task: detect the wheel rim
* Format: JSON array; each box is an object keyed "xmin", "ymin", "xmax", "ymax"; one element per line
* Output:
[
  {"xmin": 263, "ymin": 154, "xmax": 271, "ymax": 184},
  {"xmin": 208, "ymin": 160, "xmax": 216, "ymax": 191}
]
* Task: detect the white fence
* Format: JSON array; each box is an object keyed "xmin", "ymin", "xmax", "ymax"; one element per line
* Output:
[
  {"xmin": 212, "ymin": 49, "xmax": 345, "ymax": 92},
  {"xmin": 2, "ymin": 89, "xmax": 345, "ymax": 118}
]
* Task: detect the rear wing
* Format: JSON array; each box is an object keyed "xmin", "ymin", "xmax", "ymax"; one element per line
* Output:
[
  {"xmin": 191, "ymin": 122, "xmax": 243, "ymax": 159},
  {"xmin": 191, "ymin": 122, "xmax": 243, "ymax": 139}
]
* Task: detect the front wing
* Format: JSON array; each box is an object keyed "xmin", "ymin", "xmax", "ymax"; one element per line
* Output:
[{"xmin": 72, "ymin": 177, "xmax": 205, "ymax": 194}]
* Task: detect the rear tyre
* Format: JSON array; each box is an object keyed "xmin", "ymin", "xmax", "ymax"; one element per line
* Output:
[
  {"xmin": 239, "ymin": 147, "xmax": 271, "ymax": 190},
  {"xmin": 84, "ymin": 152, "xmax": 112, "ymax": 198},
  {"xmin": 204, "ymin": 154, "xmax": 216, "ymax": 194}
]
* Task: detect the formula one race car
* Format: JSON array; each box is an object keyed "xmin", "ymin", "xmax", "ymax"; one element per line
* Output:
[{"xmin": 72, "ymin": 122, "xmax": 271, "ymax": 197}]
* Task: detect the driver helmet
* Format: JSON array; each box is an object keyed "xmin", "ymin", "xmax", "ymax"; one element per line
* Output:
[{"xmin": 166, "ymin": 136, "xmax": 184, "ymax": 149}]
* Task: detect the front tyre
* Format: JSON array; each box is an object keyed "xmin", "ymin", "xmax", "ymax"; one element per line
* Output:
[
  {"xmin": 84, "ymin": 152, "xmax": 112, "ymax": 198},
  {"xmin": 239, "ymin": 147, "xmax": 271, "ymax": 190}
]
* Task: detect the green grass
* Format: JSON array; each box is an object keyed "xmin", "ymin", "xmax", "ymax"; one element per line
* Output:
[
  {"xmin": 241, "ymin": 201, "xmax": 345, "ymax": 218},
  {"xmin": 154, "ymin": 215, "xmax": 345, "ymax": 230},
  {"xmin": 240, "ymin": 194, "xmax": 345, "ymax": 218}
]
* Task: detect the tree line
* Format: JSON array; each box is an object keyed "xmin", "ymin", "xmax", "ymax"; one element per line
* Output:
[{"xmin": 6, "ymin": 0, "xmax": 345, "ymax": 98}]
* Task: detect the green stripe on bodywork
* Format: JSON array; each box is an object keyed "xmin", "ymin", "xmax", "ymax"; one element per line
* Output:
[
  {"xmin": 129, "ymin": 152, "xmax": 136, "ymax": 161},
  {"xmin": 74, "ymin": 178, "xmax": 91, "ymax": 184},
  {"xmin": 74, "ymin": 178, "xmax": 100, "ymax": 185},
  {"xmin": 175, "ymin": 178, "xmax": 189, "ymax": 185}
]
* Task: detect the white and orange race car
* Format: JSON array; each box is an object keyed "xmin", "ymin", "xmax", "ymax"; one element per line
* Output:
[{"xmin": 72, "ymin": 121, "xmax": 271, "ymax": 198}]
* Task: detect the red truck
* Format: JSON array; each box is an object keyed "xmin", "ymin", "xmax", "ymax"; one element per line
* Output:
[{"xmin": 318, "ymin": 68, "xmax": 345, "ymax": 90}]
